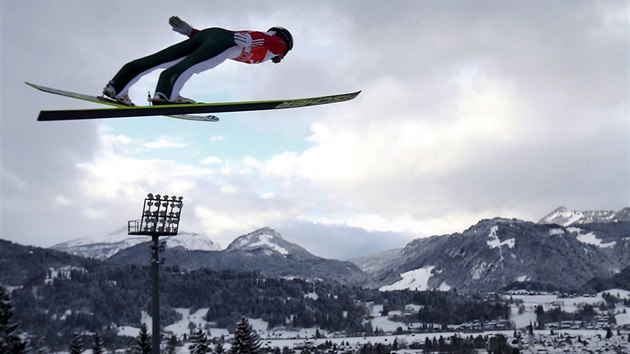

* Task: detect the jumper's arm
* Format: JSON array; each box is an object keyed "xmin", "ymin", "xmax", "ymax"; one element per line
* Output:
[{"xmin": 169, "ymin": 16, "xmax": 199, "ymax": 37}]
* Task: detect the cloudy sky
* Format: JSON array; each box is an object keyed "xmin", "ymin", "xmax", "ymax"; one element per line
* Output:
[{"xmin": 1, "ymin": 1, "xmax": 627, "ymax": 260}]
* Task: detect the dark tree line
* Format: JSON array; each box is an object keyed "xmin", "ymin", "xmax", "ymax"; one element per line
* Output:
[
  {"xmin": 8, "ymin": 264, "xmax": 513, "ymax": 351},
  {"xmin": 0, "ymin": 285, "xmax": 26, "ymax": 354},
  {"xmin": 534, "ymin": 303, "xmax": 603, "ymax": 328}
]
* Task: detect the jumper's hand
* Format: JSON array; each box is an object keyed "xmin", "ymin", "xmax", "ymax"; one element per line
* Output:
[
  {"xmin": 234, "ymin": 32, "xmax": 264, "ymax": 47},
  {"xmin": 169, "ymin": 16, "xmax": 192, "ymax": 36}
]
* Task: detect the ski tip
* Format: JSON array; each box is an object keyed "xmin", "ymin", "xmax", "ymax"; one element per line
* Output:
[
  {"xmin": 36, "ymin": 111, "xmax": 54, "ymax": 121},
  {"xmin": 345, "ymin": 90, "xmax": 361, "ymax": 99},
  {"xmin": 25, "ymin": 81, "xmax": 50, "ymax": 92}
]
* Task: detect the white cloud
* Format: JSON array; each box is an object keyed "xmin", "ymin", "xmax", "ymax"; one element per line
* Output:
[
  {"xmin": 144, "ymin": 136, "xmax": 188, "ymax": 149},
  {"xmin": 262, "ymin": 151, "xmax": 300, "ymax": 178},
  {"xmin": 209, "ymin": 135, "xmax": 226, "ymax": 142},
  {"xmin": 76, "ymin": 133, "xmax": 211, "ymax": 203},
  {"xmin": 200, "ymin": 156, "xmax": 222, "ymax": 165},
  {"xmin": 193, "ymin": 205, "xmax": 289, "ymax": 248},
  {"xmin": 54, "ymin": 195, "xmax": 72, "ymax": 206}
]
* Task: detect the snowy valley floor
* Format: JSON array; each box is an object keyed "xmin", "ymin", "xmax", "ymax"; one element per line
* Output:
[{"xmin": 98, "ymin": 289, "xmax": 630, "ymax": 353}]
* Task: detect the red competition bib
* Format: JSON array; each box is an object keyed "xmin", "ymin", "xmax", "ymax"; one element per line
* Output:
[{"xmin": 232, "ymin": 31, "xmax": 287, "ymax": 64}]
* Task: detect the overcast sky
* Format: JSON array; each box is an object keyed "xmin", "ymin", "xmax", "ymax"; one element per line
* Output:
[{"xmin": 1, "ymin": 1, "xmax": 628, "ymax": 260}]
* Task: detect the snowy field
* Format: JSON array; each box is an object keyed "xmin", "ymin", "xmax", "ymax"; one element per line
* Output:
[
  {"xmin": 378, "ymin": 266, "xmax": 451, "ymax": 292},
  {"xmin": 51, "ymin": 288, "xmax": 630, "ymax": 353},
  {"xmin": 59, "ymin": 328, "xmax": 630, "ymax": 354},
  {"xmin": 510, "ymin": 289, "xmax": 630, "ymax": 314},
  {"xmin": 509, "ymin": 289, "xmax": 630, "ymax": 328}
]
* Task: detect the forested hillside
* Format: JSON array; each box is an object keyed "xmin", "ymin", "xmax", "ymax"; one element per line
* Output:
[{"xmin": 2, "ymin": 240, "xmax": 510, "ymax": 351}]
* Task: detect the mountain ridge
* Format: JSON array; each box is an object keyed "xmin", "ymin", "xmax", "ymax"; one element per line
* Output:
[
  {"xmin": 356, "ymin": 214, "xmax": 630, "ymax": 293},
  {"xmin": 538, "ymin": 206, "xmax": 630, "ymax": 226},
  {"xmin": 106, "ymin": 227, "xmax": 369, "ymax": 285},
  {"xmin": 46, "ymin": 206, "xmax": 630, "ymax": 292},
  {"xmin": 52, "ymin": 229, "xmax": 221, "ymax": 260}
]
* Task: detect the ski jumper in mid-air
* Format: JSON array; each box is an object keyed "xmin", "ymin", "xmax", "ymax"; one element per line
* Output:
[{"xmin": 103, "ymin": 16, "xmax": 293, "ymax": 106}]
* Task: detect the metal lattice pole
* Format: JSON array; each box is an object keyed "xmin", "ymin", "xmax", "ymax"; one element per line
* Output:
[
  {"xmin": 151, "ymin": 235, "xmax": 160, "ymax": 354},
  {"xmin": 129, "ymin": 194, "xmax": 183, "ymax": 354}
]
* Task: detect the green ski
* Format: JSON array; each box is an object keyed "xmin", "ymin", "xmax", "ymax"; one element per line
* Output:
[
  {"xmin": 26, "ymin": 82, "xmax": 219, "ymax": 122},
  {"xmin": 27, "ymin": 82, "xmax": 361, "ymax": 122}
]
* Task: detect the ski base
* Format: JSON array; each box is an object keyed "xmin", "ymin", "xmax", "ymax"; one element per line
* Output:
[{"xmin": 96, "ymin": 95, "xmax": 220, "ymax": 122}]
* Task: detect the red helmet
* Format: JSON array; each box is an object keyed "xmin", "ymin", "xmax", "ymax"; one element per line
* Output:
[{"xmin": 268, "ymin": 27, "xmax": 293, "ymax": 54}]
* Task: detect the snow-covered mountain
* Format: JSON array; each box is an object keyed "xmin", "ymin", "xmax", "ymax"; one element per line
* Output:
[
  {"xmin": 50, "ymin": 207, "xmax": 629, "ymax": 291},
  {"xmin": 225, "ymin": 227, "xmax": 315, "ymax": 259},
  {"xmin": 107, "ymin": 227, "xmax": 368, "ymax": 285},
  {"xmin": 50, "ymin": 226, "xmax": 365, "ymax": 284},
  {"xmin": 538, "ymin": 206, "xmax": 630, "ymax": 226},
  {"xmin": 52, "ymin": 228, "xmax": 221, "ymax": 260},
  {"xmin": 163, "ymin": 232, "xmax": 222, "ymax": 252},
  {"xmin": 356, "ymin": 216, "xmax": 630, "ymax": 293}
]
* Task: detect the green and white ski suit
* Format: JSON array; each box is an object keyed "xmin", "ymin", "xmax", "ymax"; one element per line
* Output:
[{"xmin": 108, "ymin": 27, "xmax": 288, "ymax": 101}]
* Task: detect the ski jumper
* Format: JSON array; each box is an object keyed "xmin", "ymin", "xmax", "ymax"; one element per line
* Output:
[{"xmin": 107, "ymin": 27, "xmax": 288, "ymax": 101}]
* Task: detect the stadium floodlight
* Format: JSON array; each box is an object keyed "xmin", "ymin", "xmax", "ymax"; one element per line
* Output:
[
  {"xmin": 128, "ymin": 194, "xmax": 183, "ymax": 236},
  {"xmin": 127, "ymin": 193, "xmax": 184, "ymax": 354}
]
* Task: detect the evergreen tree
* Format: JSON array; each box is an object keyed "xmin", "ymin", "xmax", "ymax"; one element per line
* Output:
[
  {"xmin": 215, "ymin": 341, "xmax": 225, "ymax": 354},
  {"xmin": 165, "ymin": 334, "xmax": 178, "ymax": 354},
  {"xmin": 487, "ymin": 334, "xmax": 510, "ymax": 354},
  {"xmin": 28, "ymin": 336, "xmax": 48, "ymax": 354},
  {"xmin": 134, "ymin": 323, "xmax": 151, "ymax": 354},
  {"xmin": 69, "ymin": 333, "xmax": 83, "ymax": 354},
  {"xmin": 189, "ymin": 328, "xmax": 210, "ymax": 354},
  {"xmin": 0, "ymin": 286, "xmax": 26, "ymax": 354},
  {"xmin": 300, "ymin": 340, "xmax": 313, "ymax": 354},
  {"xmin": 230, "ymin": 317, "xmax": 261, "ymax": 354},
  {"xmin": 423, "ymin": 337, "xmax": 432, "ymax": 352},
  {"xmin": 92, "ymin": 332, "xmax": 104, "ymax": 354}
]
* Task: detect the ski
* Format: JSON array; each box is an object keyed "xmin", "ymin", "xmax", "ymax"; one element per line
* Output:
[
  {"xmin": 26, "ymin": 82, "xmax": 219, "ymax": 122},
  {"xmin": 28, "ymin": 82, "xmax": 361, "ymax": 122}
]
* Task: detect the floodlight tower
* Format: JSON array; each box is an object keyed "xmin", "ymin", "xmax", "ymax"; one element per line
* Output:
[{"xmin": 128, "ymin": 193, "xmax": 184, "ymax": 354}]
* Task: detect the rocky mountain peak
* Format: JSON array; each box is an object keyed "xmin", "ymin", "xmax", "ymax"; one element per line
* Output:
[
  {"xmin": 358, "ymin": 214, "xmax": 630, "ymax": 293},
  {"xmin": 226, "ymin": 227, "xmax": 295, "ymax": 256},
  {"xmin": 613, "ymin": 207, "xmax": 630, "ymax": 222},
  {"xmin": 52, "ymin": 231, "xmax": 221, "ymax": 260},
  {"xmin": 538, "ymin": 206, "xmax": 626, "ymax": 226}
]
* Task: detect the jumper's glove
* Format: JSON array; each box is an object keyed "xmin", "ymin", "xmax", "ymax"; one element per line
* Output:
[
  {"xmin": 169, "ymin": 16, "xmax": 193, "ymax": 36},
  {"xmin": 234, "ymin": 32, "xmax": 264, "ymax": 48}
]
